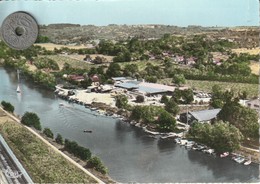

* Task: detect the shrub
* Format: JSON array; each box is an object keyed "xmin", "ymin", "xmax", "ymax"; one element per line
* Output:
[
  {"xmin": 64, "ymin": 139, "xmax": 92, "ymax": 160},
  {"xmin": 1, "ymin": 101, "xmax": 14, "ymax": 113},
  {"xmin": 21, "ymin": 112, "xmax": 42, "ymax": 130},
  {"xmin": 136, "ymin": 95, "xmax": 145, "ymax": 103},
  {"xmin": 55, "ymin": 133, "xmax": 63, "ymax": 145},
  {"xmin": 43, "ymin": 128, "xmax": 54, "ymax": 139},
  {"xmin": 87, "ymin": 156, "xmax": 108, "ymax": 174}
]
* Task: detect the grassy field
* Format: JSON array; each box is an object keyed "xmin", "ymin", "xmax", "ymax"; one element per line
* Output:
[
  {"xmin": 42, "ymin": 55, "xmax": 92, "ymax": 70},
  {"xmin": 159, "ymin": 78, "xmax": 258, "ymax": 98},
  {"xmin": 118, "ymin": 60, "xmax": 163, "ymax": 70},
  {"xmin": 0, "ymin": 119, "xmax": 97, "ymax": 183},
  {"xmin": 35, "ymin": 43, "xmax": 89, "ymax": 51}
]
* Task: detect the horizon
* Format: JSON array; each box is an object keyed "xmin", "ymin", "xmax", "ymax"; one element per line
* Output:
[{"xmin": 0, "ymin": 0, "xmax": 259, "ymax": 27}]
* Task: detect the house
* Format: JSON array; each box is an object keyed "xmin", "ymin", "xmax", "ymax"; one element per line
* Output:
[
  {"xmin": 68, "ymin": 75, "xmax": 85, "ymax": 82},
  {"xmin": 179, "ymin": 108, "xmax": 221, "ymax": 125},
  {"xmin": 246, "ymin": 98, "xmax": 260, "ymax": 111}
]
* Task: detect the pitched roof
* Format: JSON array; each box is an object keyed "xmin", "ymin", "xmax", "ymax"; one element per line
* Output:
[{"xmin": 189, "ymin": 108, "xmax": 221, "ymax": 122}]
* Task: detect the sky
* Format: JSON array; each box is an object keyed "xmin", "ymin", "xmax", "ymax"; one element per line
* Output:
[{"xmin": 0, "ymin": 0, "xmax": 259, "ymax": 27}]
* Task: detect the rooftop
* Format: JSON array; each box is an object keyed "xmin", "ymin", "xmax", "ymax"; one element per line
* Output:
[{"xmin": 189, "ymin": 108, "xmax": 221, "ymax": 122}]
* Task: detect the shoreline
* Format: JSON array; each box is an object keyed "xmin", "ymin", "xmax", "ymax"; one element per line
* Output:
[
  {"xmin": 0, "ymin": 107, "xmax": 113, "ymax": 184},
  {"xmin": 55, "ymin": 87, "xmax": 260, "ymax": 165}
]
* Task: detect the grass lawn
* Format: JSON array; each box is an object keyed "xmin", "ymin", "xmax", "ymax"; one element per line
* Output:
[
  {"xmin": 159, "ymin": 78, "xmax": 258, "ymax": 98},
  {"xmin": 0, "ymin": 120, "xmax": 97, "ymax": 183},
  {"xmin": 118, "ymin": 60, "xmax": 163, "ymax": 70},
  {"xmin": 42, "ymin": 55, "xmax": 92, "ymax": 70}
]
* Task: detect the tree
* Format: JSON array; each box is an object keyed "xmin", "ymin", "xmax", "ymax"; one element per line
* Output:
[
  {"xmin": 172, "ymin": 88, "xmax": 182, "ymax": 103},
  {"xmin": 157, "ymin": 110, "xmax": 176, "ymax": 132},
  {"xmin": 136, "ymin": 95, "xmax": 145, "ymax": 103},
  {"xmin": 188, "ymin": 121, "xmax": 243, "ymax": 153},
  {"xmin": 218, "ymin": 100, "xmax": 259, "ymax": 138},
  {"xmin": 106, "ymin": 63, "xmax": 121, "ymax": 78},
  {"xmin": 160, "ymin": 94, "xmax": 169, "ymax": 104},
  {"xmin": 87, "ymin": 156, "xmax": 108, "ymax": 174},
  {"xmin": 1, "ymin": 101, "xmax": 14, "ymax": 113},
  {"xmin": 210, "ymin": 85, "xmax": 224, "ymax": 108},
  {"xmin": 172, "ymin": 74, "xmax": 186, "ymax": 86},
  {"xmin": 43, "ymin": 128, "xmax": 54, "ymax": 139},
  {"xmin": 55, "ymin": 133, "xmax": 64, "ymax": 145},
  {"xmin": 165, "ymin": 99, "xmax": 179, "ymax": 116},
  {"xmin": 115, "ymin": 95, "xmax": 128, "ymax": 109},
  {"xmin": 182, "ymin": 89, "xmax": 194, "ymax": 104},
  {"xmin": 123, "ymin": 64, "xmax": 138, "ymax": 77},
  {"xmin": 80, "ymin": 78, "xmax": 92, "ymax": 89},
  {"xmin": 21, "ymin": 112, "xmax": 42, "ymax": 130}
]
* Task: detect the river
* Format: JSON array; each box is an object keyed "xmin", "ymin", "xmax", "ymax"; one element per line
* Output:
[{"xmin": 0, "ymin": 67, "xmax": 259, "ymax": 183}]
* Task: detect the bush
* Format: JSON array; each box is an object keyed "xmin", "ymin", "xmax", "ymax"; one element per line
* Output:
[
  {"xmin": 1, "ymin": 101, "xmax": 14, "ymax": 113},
  {"xmin": 55, "ymin": 133, "xmax": 63, "ymax": 145},
  {"xmin": 43, "ymin": 128, "xmax": 54, "ymax": 139},
  {"xmin": 21, "ymin": 112, "xmax": 42, "ymax": 130},
  {"xmin": 64, "ymin": 139, "xmax": 92, "ymax": 160},
  {"xmin": 87, "ymin": 156, "xmax": 108, "ymax": 174},
  {"xmin": 136, "ymin": 95, "xmax": 145, "ymax": 103}
]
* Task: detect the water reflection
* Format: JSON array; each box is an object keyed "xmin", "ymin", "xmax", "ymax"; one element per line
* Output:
[{"xmin": 187, "ymin": 150, "xmax": 259, "ymax": 182}]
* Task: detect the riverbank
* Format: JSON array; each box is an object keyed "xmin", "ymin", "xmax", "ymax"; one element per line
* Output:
[
  {"xmin": 0, "ymin": 107, "xmax": 111, "ymax": 183},
  {"xmin": 56, "ymin": 90, "xmax": 260, "ymax": 166}
]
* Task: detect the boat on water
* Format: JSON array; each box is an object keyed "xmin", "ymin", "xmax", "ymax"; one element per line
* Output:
[
  {"xmin": 233, "ymin": 156, "xmax": 245, "ymax": 164},
  {"xmin": 220, "ymin": 152, "xmax": 229, "ymax": 158},
  {"xmin": 84, "ymin": 130, "xmax": 92, "ymax": 133},
  {"xmin": 244, "ymin": 157, "xmax": 252, "ymax": 165},
  {"xmin": 16, "ymin": 85, "xmax": 21, "ymax": 93}
]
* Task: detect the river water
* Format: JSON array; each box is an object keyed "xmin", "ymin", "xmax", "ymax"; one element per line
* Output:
[{"xmin": 0, "ymin": 67, "xmax": 259, "ymax": 183}]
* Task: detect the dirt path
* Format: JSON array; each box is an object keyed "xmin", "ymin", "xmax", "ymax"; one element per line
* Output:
[{"xmin": 0, "ymin": 107, "xmax": 105, "ymax": 184}]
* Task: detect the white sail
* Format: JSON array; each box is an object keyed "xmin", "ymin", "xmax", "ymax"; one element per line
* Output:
[{"xmin": 16, "ymin": 85, "xmax": 21, "ymax": 93}]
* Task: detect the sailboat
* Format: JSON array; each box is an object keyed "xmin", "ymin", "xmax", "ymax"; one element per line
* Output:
[
  {"xmin": 16, "ymin": 69, "xmax": 21, "ymax": 93},
  {"xmin": 16, "ymin": 85, "xmax": 21, "ymax": 93}
]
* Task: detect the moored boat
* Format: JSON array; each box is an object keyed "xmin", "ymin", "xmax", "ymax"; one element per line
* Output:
[
  {"xmin": 220, "ymin": 152, "xmax": 229, "ymax": 158},
  {"xmin": 244, "ymin": 157, "xmax": 252, "ymax": 165}
]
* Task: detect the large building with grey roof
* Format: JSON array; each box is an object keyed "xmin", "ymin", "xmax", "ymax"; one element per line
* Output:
[
  {"xmin": 179, "ymin": 108, "xmax": 221, "ymax": 125},
  {"xmin": 115, "ymin": 80, "xmax": 188, "ymax": 96}
]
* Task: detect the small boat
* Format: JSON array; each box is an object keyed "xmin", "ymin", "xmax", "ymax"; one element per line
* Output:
[
  {"xmin": 234, "ymin": 156, "xmax": 245, "ymax": 164},
  {"xmin": 59, "ymin": 103, "xmax": 64, "ymax": 107},
  {"xmin": 180, "ymin": 139, "xmax": 188, "ymax": 146},
  {"xmin": 83, "ymin": 130, "xmax": 92, "ymax": 133},
  {"xmin": 16, "ymin": 85, "xmax": 21, "ymax": 93},
  {"xmin": 174, "ymin": 138, "xmax": 181, "ymax": 144},
  {"xmin": 244, "ymin": 157, "xmax": 252, "ymax": 165},
  {"xmin": 220, "ymin": 152, "xmax": 229, "ymax": 158}
]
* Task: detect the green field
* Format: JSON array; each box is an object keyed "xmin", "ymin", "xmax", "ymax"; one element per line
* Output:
[
  {"xmin": 0, "ymin": 120, "xmax": 97, "ymax": 183},
  {"xmin": 118, "ymin": 60, "xmax": 163, "ymax": 70},
  {"xmin": 43, "ymin": 55, "xmax": 92, "ymax": 70},
  {"xmin": 159, "ymin": 78, "xmax": 258, "ymax": 98}
]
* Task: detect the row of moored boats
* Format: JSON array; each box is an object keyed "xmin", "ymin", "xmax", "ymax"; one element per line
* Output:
[{"xmin": 174, "ymin": 138, "xmax": 252, "ymax": 165}]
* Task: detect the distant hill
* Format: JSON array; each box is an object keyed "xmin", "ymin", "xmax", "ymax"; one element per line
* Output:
[{"xmin": 0, "ymin": 23, "xmax": 257, "ymax": 48}]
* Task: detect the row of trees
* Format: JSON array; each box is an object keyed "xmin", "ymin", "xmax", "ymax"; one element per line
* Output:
[{"xmin": 20, "ymin": 111, "xmax": 108, "ymax": 174}]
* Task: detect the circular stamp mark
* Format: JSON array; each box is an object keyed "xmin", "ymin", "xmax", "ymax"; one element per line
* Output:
[{"xmin": 1, "ymin": 12, "xmax": 38, "ymax": 50}]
